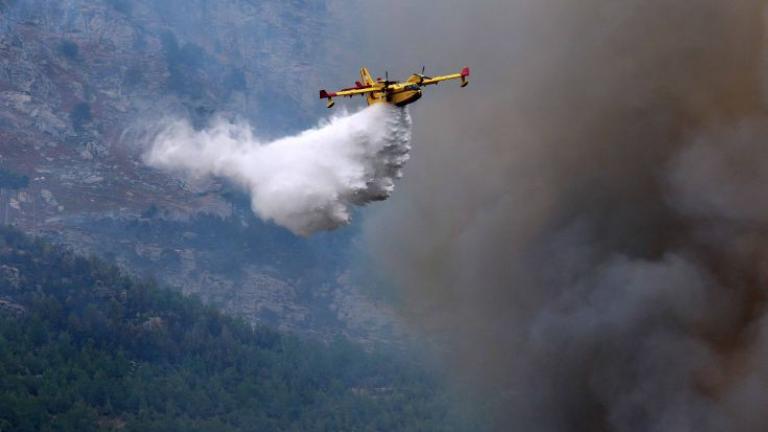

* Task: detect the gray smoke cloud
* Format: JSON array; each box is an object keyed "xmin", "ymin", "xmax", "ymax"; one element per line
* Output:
[
  {"xmin": 358, "ymin": 1, "xmax": 768, "ymax": 430},
  {"xmin": 145, "ymin": 104, "xmax": 411, "ymax": 235}
]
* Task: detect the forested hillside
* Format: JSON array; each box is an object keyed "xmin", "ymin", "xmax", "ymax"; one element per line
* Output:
[{"xmin": 0, "ymin": 228, "xmax": 470, "ymax": 431}]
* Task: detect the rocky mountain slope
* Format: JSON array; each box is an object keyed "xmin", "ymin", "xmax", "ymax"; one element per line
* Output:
[{"xmin": 0, "ymin": 0, "xmax": 406, "ymax": 346}]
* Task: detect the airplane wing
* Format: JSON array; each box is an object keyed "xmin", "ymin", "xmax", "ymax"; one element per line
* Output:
[
  {"xmin": 421, "ymin": 67, "xmax": 470, "ymax": 87},
  {"xmin": 319, "ymin": 87, "xmax": 379, "ymax": 99},
  {"xmin": 319, "ymin": 86, "xmax": 380, "ymax": 107}
]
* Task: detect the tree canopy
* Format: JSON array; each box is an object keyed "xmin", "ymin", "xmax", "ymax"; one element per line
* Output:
[{"xmin": 0, "ymin": 228, "xmax": 472, "ymax": 431}]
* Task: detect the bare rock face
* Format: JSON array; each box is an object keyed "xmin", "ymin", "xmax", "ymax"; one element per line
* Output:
[
  {"xmin": 0, "ymin": 298, "xmax": 25, "ymax": 316},
  {"xmin": 0, "ymin": 1, "xmax": 405, "ymax": 347}
]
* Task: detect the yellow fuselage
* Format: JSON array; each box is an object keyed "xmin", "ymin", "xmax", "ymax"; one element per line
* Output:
[{"xmin": 366, "ymin": 86, "xmax": 423, "ymax": 107}]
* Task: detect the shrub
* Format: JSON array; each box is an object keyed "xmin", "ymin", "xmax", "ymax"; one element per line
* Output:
[
  {"xmin": 57, "ymin": 40, "xmax": 79, "ymax": 60},
  {"xmin": 69, "ymin": 102, "xmax": 92, "ymax": 132}
]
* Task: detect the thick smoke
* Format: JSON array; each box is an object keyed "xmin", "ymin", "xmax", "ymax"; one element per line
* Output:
[
  {"xmin": 358, "ymin": 1, "xmax": 768, "ymax": 430},
  {"xmin": 145, "ymin": 104, "xmax": 411, "ymax": 235}
]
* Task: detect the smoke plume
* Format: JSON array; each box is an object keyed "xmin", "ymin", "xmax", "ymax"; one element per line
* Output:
[
  {"xmin": 145, "ymin": 104, "xmax": 411, "ymax": 235},
  {"xmin": 357, "ymin": 0, "xmax": 768, "ymax": 430}
]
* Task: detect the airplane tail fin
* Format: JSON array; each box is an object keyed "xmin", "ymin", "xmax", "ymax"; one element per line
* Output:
[{"xmin": 360, "ymin": 67, "xmax": 375, "ymax": 86}]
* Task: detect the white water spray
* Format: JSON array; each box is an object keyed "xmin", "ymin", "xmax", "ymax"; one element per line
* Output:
[{"xmin": 144, "ymin": 104, "xmax": 412, "ymax": 235}]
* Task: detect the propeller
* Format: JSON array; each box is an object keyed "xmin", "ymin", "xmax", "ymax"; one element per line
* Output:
[
  {"xmin": 383, "ymin": 71, "xmax": 394, "ymax": 102},
  {"xmin": 416, "ymin": 65, "xmax": 432, "ymax": 85},
  {"xmin": 386, "ymin": 71, "xmax": 398, "ymax": 85}
]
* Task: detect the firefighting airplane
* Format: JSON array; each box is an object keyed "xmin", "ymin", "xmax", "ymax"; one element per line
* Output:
[{"xmin": 319, "ymin": 66, "xmax": 470, "ymax": 108}]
